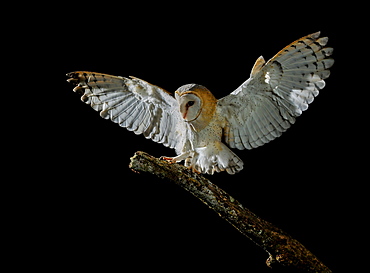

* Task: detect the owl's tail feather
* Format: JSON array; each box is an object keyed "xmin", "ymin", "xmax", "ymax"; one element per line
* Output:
[{"xmin": 188, "ymin": 142, "xmax": 244, "ymax": 175}]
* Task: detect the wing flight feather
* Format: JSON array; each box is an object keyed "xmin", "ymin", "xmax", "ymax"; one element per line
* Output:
[
  {"xmin": 67, "ymin": 71, "xmax": 185, "ymax": 151},
  {"xmin": 218, "ymin": 32, "xmax": 334, "ymax": 150}
]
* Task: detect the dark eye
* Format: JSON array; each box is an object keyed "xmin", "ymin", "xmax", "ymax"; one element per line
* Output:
[{"xmin": 186, "ymin": 101, "xmax": 195, "ymax": 107}]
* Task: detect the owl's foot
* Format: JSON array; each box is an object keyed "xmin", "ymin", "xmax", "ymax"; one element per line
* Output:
[
  {"xmin": 159, "ymin": 156, "xmax": 176, "ymax": 164},
  {"xmin": 160, "ymin": 151, "xmax": 192, "ymax": 164},
  {"xmin": 160, "ymin": 156, "xmax": 201, "ymax": 174},
  {"xmin": 187, "ymin": 165, "xmax": 201, "ymax": 174}
]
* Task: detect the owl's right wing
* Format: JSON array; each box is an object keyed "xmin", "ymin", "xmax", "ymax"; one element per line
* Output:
[
  {"xmin": 217, "ymin": 32, "xmax": 334, "ymax": 150},
  {"xmin": 67, "ymin": 71, "xmax": 185, "ymax": 152}
]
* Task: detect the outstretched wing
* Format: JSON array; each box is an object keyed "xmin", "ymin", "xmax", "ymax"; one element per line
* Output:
[
  {"xmin": 217, "ymin": 32, "xmax": 334, "ymax": 150},
  {"xmin": 67, "ymin": 71, "xmax": 185, "ymax": 151}
]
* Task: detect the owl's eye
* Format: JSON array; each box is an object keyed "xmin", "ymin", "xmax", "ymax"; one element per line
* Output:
[{"xmin": 186, "ymin": 101, "xmax": 195, "ymax": 107}]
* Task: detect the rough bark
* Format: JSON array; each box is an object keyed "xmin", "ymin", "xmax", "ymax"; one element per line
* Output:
[{"xmin": 129, "ymin": 151, "xmax": 331, "ymax": 272}]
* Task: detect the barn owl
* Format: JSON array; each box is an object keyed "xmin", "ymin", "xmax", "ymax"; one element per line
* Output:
[{"xmin": 67, "ymin": 31, "xmax": 334, "ymax": 175}]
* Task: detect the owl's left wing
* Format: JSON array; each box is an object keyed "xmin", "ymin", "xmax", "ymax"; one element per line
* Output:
[
  {"xmin": 67, "ymin": 71, "xmax": 185, "ymax": 152},
  {"xmin": 217, "ymin": 32, "xmax": 334, "ymax": 150}
]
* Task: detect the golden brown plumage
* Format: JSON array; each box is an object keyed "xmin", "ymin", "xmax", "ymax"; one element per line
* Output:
[{"xmin": 67, "ymin": 32, "xmax": 334, "ymax": 174}]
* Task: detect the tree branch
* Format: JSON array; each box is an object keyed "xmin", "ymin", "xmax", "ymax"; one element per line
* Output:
[{"xmin": 129, "ymin": 151, "xmax": 331, "ymax": 272}]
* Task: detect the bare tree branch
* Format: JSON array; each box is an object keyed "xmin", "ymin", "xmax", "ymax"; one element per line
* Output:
[{"xmin": 129, "ymin": 151, "xmax": 331, "ymax": 272}]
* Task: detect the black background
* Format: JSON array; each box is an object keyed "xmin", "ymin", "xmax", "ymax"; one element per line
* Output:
[{"xmin": 21, "ymin": 3, "xmax": 362, "ymax": 272}]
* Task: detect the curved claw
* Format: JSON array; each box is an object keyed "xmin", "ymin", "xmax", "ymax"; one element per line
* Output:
[
  {"xmin": 160, "ymin": 156, "xmax": 176, "ymax": 164},
  {"xmin": 187, "ymin": 165, "xmax": 201, "ymax": 174}
]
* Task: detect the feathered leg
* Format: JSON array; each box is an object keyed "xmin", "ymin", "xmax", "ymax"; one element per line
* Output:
[{"xmin": 160, "ymin": 151, "xmax": 192, "ymax": 164}]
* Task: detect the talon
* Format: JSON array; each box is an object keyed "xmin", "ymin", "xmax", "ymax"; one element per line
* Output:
[
  {"xmin": 187, "ymin": 165, "xmax": 201, "ymax": 174},
  {"xmin": 193, "ymin": 169, "xmax": 201, "ymax": 174},
  {"xmin": 160, "ymin": 156, "xmax": 175, "ymax": 164}
]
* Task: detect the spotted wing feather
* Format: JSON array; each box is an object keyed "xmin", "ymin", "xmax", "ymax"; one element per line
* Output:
[{"xmin": 218, "ymin": 32, "xmax": 334, "ymax": 150}]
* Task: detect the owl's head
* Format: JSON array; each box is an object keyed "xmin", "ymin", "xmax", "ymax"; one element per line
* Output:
[{"xmin": 175, "ymin": 84, "xmax": 217, "ymax": 130}]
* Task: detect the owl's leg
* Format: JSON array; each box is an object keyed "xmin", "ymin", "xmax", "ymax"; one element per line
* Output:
[
  {"xmin": 159, "ymin": 156, "xmax": 176, "ymax": 163},
  {"xmin": 186, "ymin": 152, "xmax": 202, "ymax": 174},
  {"xmin": 161, "ymin": 151, "xmax": 202, "ymax": 174},
  {"xmin": 160, "ymin": 151, "xmax": 192, "ymax": 164},
  {"xmin": 184, "ymin": 157, "xmax": 192, "ymax": 167}
]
